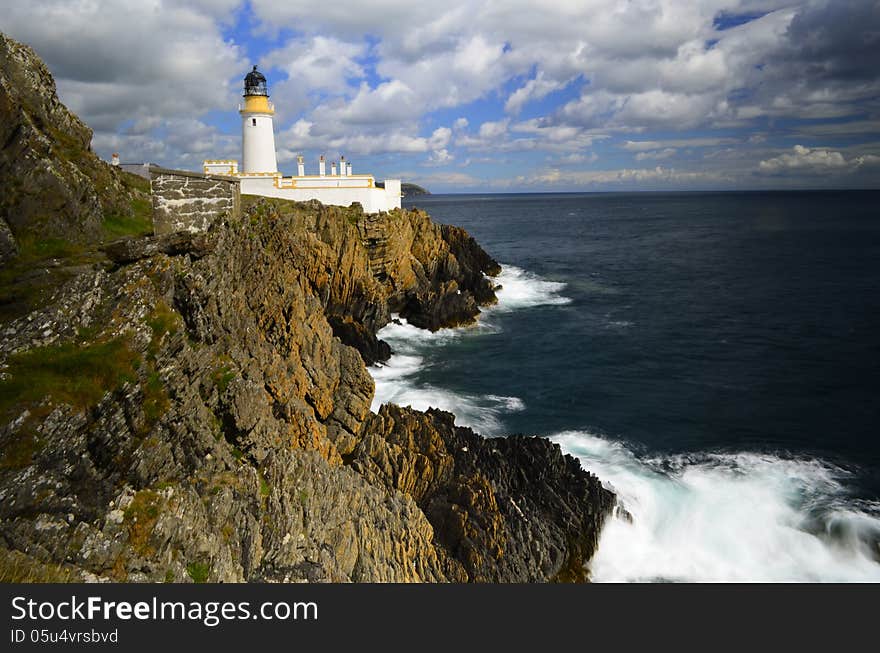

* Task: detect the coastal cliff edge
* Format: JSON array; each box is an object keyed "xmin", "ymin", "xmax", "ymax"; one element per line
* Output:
[{"xmin": 0, "ymin": 32, "xmax": 615, "ymax": 583}]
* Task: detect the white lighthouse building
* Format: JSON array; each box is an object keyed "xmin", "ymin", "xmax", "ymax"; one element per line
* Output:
[
  {"xmin": 240, "ymin": 66, "xmax": 277, "ymax": 174},
  {"xmin": 204, "ymin": 66, "xmax": 402, "ymax": 213}
]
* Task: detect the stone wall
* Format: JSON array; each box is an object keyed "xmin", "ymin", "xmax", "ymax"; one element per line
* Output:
[{"xmin": 150, "ymin": 166, "xmax": 240, "ymax": 235}]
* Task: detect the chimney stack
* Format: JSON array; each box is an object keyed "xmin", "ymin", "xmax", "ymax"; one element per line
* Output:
[
  {"xmin": 319, "ymin": 155, "xmax": 326, "ymax": 177},
  {"xmin": 296, "ymin": 154, "xmax": 305, "ymax": 177},
  {"xmin": 347, "ymin": 162, "xmax": 352, "ymax": 176},
  {"xmin": 340, "ymin": 155, "xmax": 346, "ymax": 176},
  {"xmin": 331, "ymin": 162, "xmax": 337, "ymax": 176}
]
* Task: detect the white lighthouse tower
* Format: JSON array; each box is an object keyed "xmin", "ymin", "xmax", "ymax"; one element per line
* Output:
[{"xmin": 240, "ymin": 66, "xmax": 277, "ymax": 174}]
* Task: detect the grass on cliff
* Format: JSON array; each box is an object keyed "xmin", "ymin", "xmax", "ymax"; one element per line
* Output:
[
  {"xmin": 0, "ymin": 234, "xmax": 98, "ymax": 324},
  {"xmin": 118, "ymin": 169, "xmax": 151, "ymax": 195},
  {"xmin": 186, "ymin": 561, "xmax": 210, "ymax": 583},
  {"xmin": 11, "ymin": 234, "xmax": 85, "ymax": 261},
  {"xmin": 0, "ymin": 338, "xmax": 139, "ymax": 419},
  {"xmin": 102, "ymin": 196, "xmax": 153, "ymax": 241},
  {"xmin": 123, "ymin": 489, "xmax": 162, "ymax": 556},
  {"xmin": 0, "ymin": 547, "xmax": 78, "ymax": 583},
  {"xmin": 146, "ymin": 300, "xmax": 181, "ymax": 357}
]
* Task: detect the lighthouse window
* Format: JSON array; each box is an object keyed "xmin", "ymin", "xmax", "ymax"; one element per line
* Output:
[{"xmin": 252, "ymin": 118, "xmax": 256, "ymax": 126}]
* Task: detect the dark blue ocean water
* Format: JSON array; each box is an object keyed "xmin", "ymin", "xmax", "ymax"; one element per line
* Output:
[{"xmin": 375, "ymin": 191, "xmax": 880, "ymax": 581}]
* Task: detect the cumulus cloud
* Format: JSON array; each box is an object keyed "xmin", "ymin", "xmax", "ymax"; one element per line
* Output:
[
  {"xmin": 425, "ymin": 148, "xmax": 455, "ymax": 166},
  {"xmin": 758, "ymin": 144, "xmax": 880, "ymax": 175},
  {"xmin": 517, "ymin": 165, "xmax": 731, "ymax": 188},
  {"xmin": 622, "ymin": 138, "xmax": 738, "ymax": 151},
  {"xmin": 404, "ymin": 171, "xmax": 483, "ymax": 188},
  {"xmin": 276, "ymin": 121, "xmax": 454, "ymax": 158},
  {"xmin": 505, "ymin": 70, "xmax": 573, "ymax": 114},
  {"xmin": 550, "ymin": 152, "xmax": 600, "ymax": 165},
  {"xmin": 636, "ymin": 148, "xmax": 678, "ymax": 161}
]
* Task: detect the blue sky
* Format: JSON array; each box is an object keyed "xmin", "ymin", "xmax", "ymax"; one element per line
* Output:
[{"xmin": 4, "ymin": 1, "xmax": 879, "ymax": 192}]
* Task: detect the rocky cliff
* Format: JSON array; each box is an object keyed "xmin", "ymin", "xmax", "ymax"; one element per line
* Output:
[
  {"xmin": 0, "ymin": 32, "xmax": 615, "ymax": 583},
  {"xmin": 0, "ymin": 33, "xmax": 139, "ymax": 264}
]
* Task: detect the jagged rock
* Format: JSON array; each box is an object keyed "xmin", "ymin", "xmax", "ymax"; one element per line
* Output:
[
  {"xmin": 0, "ymin": 217, "xmax": 17, "ymax": 266},
  {"xmin": 351, "ymin": 406, "xmax": 615, "ymax": 581},
  {"xmin": 357, "ymin": 208, "xmax": 500, "ymax": 332},
  {"xmin": 101, "ymin": 231, "xmax": 216, "ymax": 264}
]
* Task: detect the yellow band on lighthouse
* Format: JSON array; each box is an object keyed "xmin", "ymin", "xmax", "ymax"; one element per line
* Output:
[{"xmin": 240, "ymin": 95, "xmax": 274, "ymax": 114}]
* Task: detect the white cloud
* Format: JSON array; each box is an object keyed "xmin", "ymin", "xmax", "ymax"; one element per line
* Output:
[
  {"xmin": 757, "ymin": 144, "xmax": 878, "ymax": 175},
  {"xmin": 794, "ymin": 121, "xmax": 880, "ymax": 137},
  {"xmin": 622, "ymin": 138, "xmax": 737, "ymax": 151},
  {"xmin": 761, "ymin": 145, "xmax": 845, "ymax": 171},
  {"xmin": 505, "ymin": 70, "xmax": 572, "ymax": 114},
  {"xmin": 478, "ymin": 119, "xmax": 509, "ymax": 139},
  {"xmin": 517, "ymin": 165, "xmax": 731, "ymax": 188},
  {"xmin": 277, "ymin": 121, "xmax": 455, "ymax": 158},
  {"xmin": 409, "ymin": 171, "xmax": 483, "ymax": 188},
  {"xmin": 426, "ymin": 148, "xmax": 455, "ymax": 165},
  {"xmin": 550, "ymin": 152, "xmax": 600, "ymax": 165},
  {"xmin": 635, "ymin": 148, "xmax": 678, "ymax": 161}
]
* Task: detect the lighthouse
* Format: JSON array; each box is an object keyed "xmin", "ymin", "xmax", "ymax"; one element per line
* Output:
[
  {"xmin": 240, "ymin": 66, "xmax": 277, "ymax": 174},
  {"xmin": 204, "ymin": 66, "xmax": 402, "ymax": 212}
]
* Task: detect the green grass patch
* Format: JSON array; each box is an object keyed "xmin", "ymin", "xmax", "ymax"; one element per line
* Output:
[
  {"xmin": 211, "ymin": 365, "xmax": 236, "ymax": 395},
  {"xmin": 0, "ymin": 547, "xmax": 78, "ymax": 583},
  {"xmin": 102, "ymin": 197, "xmax": 153, "ymax": 241},
  {"xmin": 13, "ymin": 234, "xmax": 83, "ymax": 262},
  {"xmin": 118, "ymin": 170, "xmax": 151, "ymax": 194},
  {"xmin": 0, "ymin": 338, "xmax": 139, "ymax": 419},
  {"xmin": 186, "ymin": 561, "xmax": 210, "ymax": 583},
  {"xmin": 142, "ymin": 371, "xmax": 169, "ymax": 429},
  {"xmin": 146, "ymin": 301, "xmax": 181, "ymax": 358},
  {"xmin": 123, "ymin": 489, "xmax": 162, "ymax": 555},
  {"xmin": 0, "ymin": 233, "xmax": 100, "ymax": 324},
  {"xmin": 0, "ymin": 429, "xmax": 44, "ymax": 471},
  {"xmin": 48, "ymin": 126, "xmax": 88, "ymax": 165}
]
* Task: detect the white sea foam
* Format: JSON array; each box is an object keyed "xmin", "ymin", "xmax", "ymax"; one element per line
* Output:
[
  {"xmin": 370, "ymin": 317, "xmax": 522, "ymax": 435},
  {"xmin": 369, "ymin": 263, "xmax": 568, "ymax": 434},
  {"xmin": 487, "ymin": 264, "xmax": 571, "ymax": 313},
  {"xmin": 553, "ymin": 430, "xmax": 880, "ymax": 582}
]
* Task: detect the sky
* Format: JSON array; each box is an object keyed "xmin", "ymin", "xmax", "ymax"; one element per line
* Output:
[{"xmin": 3, "ymin": 0, "xmax": 880, "ymax": 192}]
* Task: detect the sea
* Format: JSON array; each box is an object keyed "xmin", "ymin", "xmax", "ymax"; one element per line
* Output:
[{"xmin": 369, "ymin": 190, "xmax": 880, "ymax": 582}]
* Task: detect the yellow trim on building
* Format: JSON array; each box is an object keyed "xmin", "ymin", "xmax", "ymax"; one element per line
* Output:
[
  {"xmin": 277, "ymin": 174, "xmax": 376, "ymax": 180},
  {"xmin": 240, "ymin": 95, "xmax": 275, "ymax": 114},
  {"xmin": 276, "ymin": 183, "xmax": 374, "ymax": 190}
]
